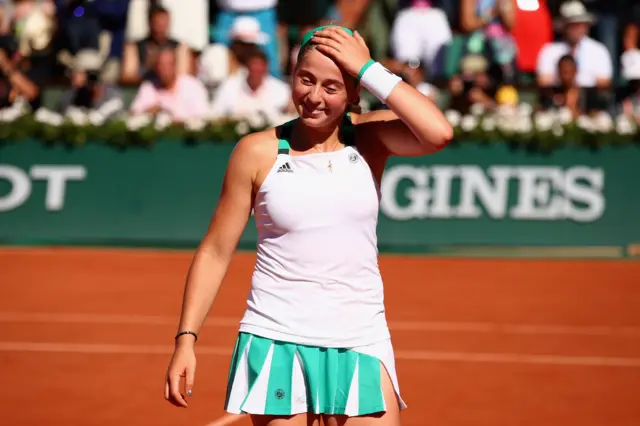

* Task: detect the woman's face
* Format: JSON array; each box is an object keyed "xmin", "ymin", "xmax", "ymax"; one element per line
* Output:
[{"xmin": 292, "ymin": 48, "xmax": 357, "ymax": 128}]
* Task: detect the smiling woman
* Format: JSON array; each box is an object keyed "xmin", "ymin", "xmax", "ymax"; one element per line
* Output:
[{"xmin": 164, "ymin": 25, "xmax": 452, "ymax": 426}]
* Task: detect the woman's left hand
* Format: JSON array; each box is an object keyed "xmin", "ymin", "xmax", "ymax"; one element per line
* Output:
[{"xmin": 311, "ymin": 27, "xmax": 372, "ymax": 79}]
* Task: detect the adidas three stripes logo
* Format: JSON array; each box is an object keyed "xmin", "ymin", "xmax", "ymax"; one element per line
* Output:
[{"xmin": 277, "ymin": 162, "xmax": 293, "ymax": 173}]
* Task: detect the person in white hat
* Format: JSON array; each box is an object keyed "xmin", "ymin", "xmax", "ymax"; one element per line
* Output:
[
  {"xmin": 198, "ymin": 16, "xmax": 271, "ymax": 90},
  {"xmin": 536, "ymin": 0, "xmax": 613, "ymax": 89},
  {"xmin": 212, "ymin": 0, "xmax": 280, "ymax": 78}
]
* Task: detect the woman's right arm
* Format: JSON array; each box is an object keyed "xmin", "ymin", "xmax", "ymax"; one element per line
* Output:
[{"xmin": 165, "ymin": 134, "xmax": 261, "ymax": 407}]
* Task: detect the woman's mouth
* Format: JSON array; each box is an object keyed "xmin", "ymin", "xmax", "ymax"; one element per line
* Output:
[{"xmin": 302, "ymin": 104, "xmax": 323, "ymax": 117}]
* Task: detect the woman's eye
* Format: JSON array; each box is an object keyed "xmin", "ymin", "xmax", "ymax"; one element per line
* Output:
[
  {"xmin": 301, "ymin": 77, "xmax": 312, "ymax": 85},
  {"xmin": 325, "ymin": 87, "xmax": 338, "ymax": 94}
]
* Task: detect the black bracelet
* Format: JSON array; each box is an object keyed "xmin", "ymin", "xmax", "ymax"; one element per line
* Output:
[{"xmin": 175, "ymin": 330, "xmax": 198, "ymax": 342}]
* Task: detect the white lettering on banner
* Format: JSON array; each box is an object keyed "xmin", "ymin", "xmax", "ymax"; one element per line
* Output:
[
  {"xmin": 0, "ymin": 165, "xmax": 87, "ymax": 212},
  {"xmin": 0, "ymin": 165, "xmax": 31, "ymax": 211},
  {"xmin": 380, "ymin": 165, "xmax": 605, "ymax": 223}
]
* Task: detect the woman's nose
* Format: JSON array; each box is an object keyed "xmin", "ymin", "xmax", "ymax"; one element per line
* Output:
[{"xmin": 307, "ymin": 85, "xmax": 323, "ymax": 104}]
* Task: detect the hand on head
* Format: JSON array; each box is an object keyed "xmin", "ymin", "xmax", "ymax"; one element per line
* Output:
[{"xmin": 306, "ymin": 26, "xmax": 372, "ymax": 79}]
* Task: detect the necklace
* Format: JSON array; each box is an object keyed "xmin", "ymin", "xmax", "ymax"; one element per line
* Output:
[{"xmin": 311, "ymin": 142, "xmax": 340, "ymax": 173}]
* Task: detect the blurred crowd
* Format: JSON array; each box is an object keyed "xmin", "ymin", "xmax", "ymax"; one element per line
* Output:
[{"xmin": 3, "ymin": 0, "xmax": 640, "ymax": 126}]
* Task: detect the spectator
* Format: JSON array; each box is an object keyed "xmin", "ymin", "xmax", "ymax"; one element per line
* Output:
[
  {"xmin": 278, "ymin": 0, "xmax": 354, "ymax": 73},
  {"xmin": 448, "ymin": 54, "xmax": 498, "ymax": 113},
  {"xmin": 620, "ymin": 49, "xmax": 640, "ymax": 121},
  {"xmin": 536, "ymin": 1, "xmax": 612, "ymax": 89},
  {"xmin": 130, "ymin": 47, "xmax": 209, "ymax": 121},
  {"xmin": 459, "ymin": 0, "xmax": 517, "ymax": 82},
  {"xmin": 55, "ymin": 0, "xmax": 101, "ymax": 55},
  {"xmin": 539, "ymin": 54, "xmax": 585, "ymax": 117},
  {"xmin": 0, "ymin": 2, "xmax": 55, "ymax": 110},
  {"xmin": 213, "ymin": 0, "xmax": 280, "ymax": 78},
  {"xmin": 510, "ymin": 0, "xmax": 553, "ymax": 74},
  {"xmin": 0, "ymin": 39, "xmax": 40, "ymax": 109},
  {"xmin": 92, "ymin": 0, "xmax": 131, "ymax": 83},
  {"xmin": 575, "ymin": 0, "xmax": 630, "ymax": 68},
  {"xmin": 13, "ymin": 2, "xmax": 56, "ymax": 84},
  {"xmin": 198, "ymin": 16, "xmax": 268, "ymax": 90},
  {"xmin": 621, "ymin": 4, "xmax": 640, "ymax": 54},
  {"xmin": 389, "ymin": 0, "xmax": 452, "ymax": 78},
  {"xmin": 58, "ymin": 49, "xmax": 123, "ymax": 118},
  {"xmin": 121, "ymin": 5, "xmax": 191, "ymax": 84},
  {"xmin": 210, "ymin": 48, "xmax": 291, "ymax": 122}
]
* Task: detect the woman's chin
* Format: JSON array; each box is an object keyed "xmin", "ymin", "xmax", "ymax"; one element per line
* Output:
[
  {"xmin": 299, "ymin": 114, "xmax": 330, "ymax": 127},
  {"xmin": 298, "ymin": 112, "xmax": 342, "ymax": 128}
]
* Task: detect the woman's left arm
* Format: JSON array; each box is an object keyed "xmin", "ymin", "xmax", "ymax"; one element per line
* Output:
[
  {"xmin": 312, "ymin": 27, "xmax": 453, "ymax": 157},
  {"xmin": 356, "ymin": 83, "xmax": 453, "ymax": 156}
]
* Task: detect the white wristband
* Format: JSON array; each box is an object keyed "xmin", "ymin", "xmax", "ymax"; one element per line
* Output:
[{"xmin": 358, "ymin": 61, "xmax": 402, "ymax": 104}]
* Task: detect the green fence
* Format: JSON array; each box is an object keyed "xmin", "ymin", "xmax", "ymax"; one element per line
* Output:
[{"xmin": 1, "ymin": 140, "xmax": 638, "ymax": 253}]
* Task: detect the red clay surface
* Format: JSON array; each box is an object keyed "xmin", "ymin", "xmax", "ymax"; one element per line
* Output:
[{"xmin": 1, "ymin": 247, "xmax": 639, "ymax": 426}]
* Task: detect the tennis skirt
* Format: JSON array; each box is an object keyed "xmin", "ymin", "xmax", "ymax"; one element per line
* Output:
[{"xmin": 224, "ymin": 332, "xmax": 406, "ymax": 416}]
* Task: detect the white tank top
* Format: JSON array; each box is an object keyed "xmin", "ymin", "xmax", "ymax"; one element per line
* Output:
[{"xmin": 238, "ymin": 118, "xmax": 391, "ymax": 348}]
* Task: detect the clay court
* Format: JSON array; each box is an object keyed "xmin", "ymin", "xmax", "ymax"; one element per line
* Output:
[{"xmin": 1, "ymin": 247, "xmax": 639, "ymax": 426}]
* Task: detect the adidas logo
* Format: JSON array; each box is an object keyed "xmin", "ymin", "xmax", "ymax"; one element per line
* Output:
[{"xmin": 277, "ymin": 162, "xmax": 293, "ymax": 173}]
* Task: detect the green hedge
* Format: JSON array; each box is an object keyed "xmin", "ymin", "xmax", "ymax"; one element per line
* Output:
[{"xmin": 0, "ymin": 108, "xmax": 638, "ymax": 153}]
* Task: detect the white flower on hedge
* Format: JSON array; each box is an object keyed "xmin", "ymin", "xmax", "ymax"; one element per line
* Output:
[
  {"xmin": 35, "ymin": 108, "xmax": 64, "ymax": 126},
  {"xmin": 100, "ymin": 98, "xmax": 124, "ymax": 117},
  {"xmin": 497, "ymin": 116, "xmax": 514, "ymax": 133},
  {"xmin": 495, "ymin": 104, "xmax": 516, "ymax": 119},
  {"xmin": 552, "ymin": 123, "xmax": 564, "ymax": 137},
  {"xmin": 66, "ymin": 107, "xmax": 88, "ymax": 126},
  {"xmin": 460, "ymin": 115, "xmax": 478, "ymax": 132},
  {"xmin": 88, "ymin": 110, "xmax": 106, "ymax": 126},
  {"xmin": 444, "ymin": 109, "xmax": 461, "ymax": 127},
  {"xmin": 235, "ymin": 121, "xmax": 250, "ymax": 136},
  {"xmin": 518, "ymin": 102, "xmax": 533, "ymax": 117},
  {"xmin": 0, "ymin": 107, "xmax": 21, "ymax": 122},
  {"xmin": 534, "ymin": 111, "xmax": 554, "ymax": 132},
  {"xmin": 125, "ymin": 114, "xmax": 152, "ymax": 131},
  {"xmin": 515, "ymin": 116, "xmax": 533, "ymax": 134},
  {"xmin": 469, "ymin": 103, "xmax": 485, "ymax": 116},
  {"xmin": 557, "ymin": 107, "xmax": 573, "ymax": 125},
  {"xmin": 154, "ymin": 112, "xmax": 172, "ymax": 131},
  {"xmin": 593, "ymin": 111, "xmax": 613, "ymax": 133},
  {"xmin": 481, "ymin": 116, "xmax": 496, "ymax": 132},
  {"xmin": 184, "ymin": 117, "xmax": 206, "ymax": 132},
  {"xmin": 615, "ymin": 114, "xmax": 635, "ymax": 135},
  {"xmin": 576, "ymin": 115, "xmax": 595, "ymax": 132}
]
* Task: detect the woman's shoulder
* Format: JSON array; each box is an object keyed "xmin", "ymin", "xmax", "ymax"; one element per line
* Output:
[{"xmin": 230, "ymin": 124, "xmax": 288, "ymax": 166}]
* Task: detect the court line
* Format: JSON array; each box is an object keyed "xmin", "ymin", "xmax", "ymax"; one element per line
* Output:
[
  {"xmin": 1, "ymin": 311, "xmax": 639, "ymax": 337},
  {"xmin": 2, "ymin": 341, "xmax": 640, "ymax": 367}
]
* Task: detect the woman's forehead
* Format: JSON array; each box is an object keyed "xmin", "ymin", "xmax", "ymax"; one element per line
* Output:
[{"xmin": 297, "ymin": 49, "xmax": 345, "ymax": 80}]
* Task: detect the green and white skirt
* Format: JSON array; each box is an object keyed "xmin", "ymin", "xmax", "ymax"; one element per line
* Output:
[{"xmin": 224, "ymin": 332, "xmax": 406, "ymax": 416}]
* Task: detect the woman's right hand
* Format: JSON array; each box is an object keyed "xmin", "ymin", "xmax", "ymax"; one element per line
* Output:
[{"xmin": 164, "ymin": 340, "xmax": 196, "ymax": 408}]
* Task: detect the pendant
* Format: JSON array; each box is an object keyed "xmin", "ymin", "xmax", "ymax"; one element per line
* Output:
[{"xmin": 328, "ymin": 160, "xmax": 333, "ymax": 173}]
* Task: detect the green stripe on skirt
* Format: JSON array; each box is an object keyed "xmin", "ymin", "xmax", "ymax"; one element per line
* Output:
[{"xmin": 224, "ymin": 332, "xmax": 385, "ymax": 416}]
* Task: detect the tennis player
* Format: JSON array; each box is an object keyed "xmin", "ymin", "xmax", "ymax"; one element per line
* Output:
[{"xmin": 164, "ymin": 26, "xmax": 453, "ymax": 426}]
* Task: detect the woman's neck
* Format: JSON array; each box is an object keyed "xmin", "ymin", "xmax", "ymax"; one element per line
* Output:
[{"xmin": 292, "ymin": 118, "xmax": 344, "ymax": 152}]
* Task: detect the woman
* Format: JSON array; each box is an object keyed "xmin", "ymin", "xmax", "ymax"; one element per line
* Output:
[
  {"xmin": 164, "ymin": 26, "xmax": 452, "ymax": 425},
  {"xmin": 460, "ymin": 0, "xmax": 516, "ymax": 81}
]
